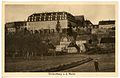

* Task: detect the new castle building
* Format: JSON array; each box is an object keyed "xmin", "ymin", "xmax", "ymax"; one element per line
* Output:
[{"xmin": 26, "ymin": 11, "xmax": 78, "ymax": 33}]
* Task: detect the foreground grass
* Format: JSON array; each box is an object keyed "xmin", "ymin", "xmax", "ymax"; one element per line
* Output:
[
  {"xmin": 5, "ymin": 54, "xmax": 86, "ymax": 72},
  {"xmin": 5, "ymin": 53, "xmax": 115, "ymax": 72}
]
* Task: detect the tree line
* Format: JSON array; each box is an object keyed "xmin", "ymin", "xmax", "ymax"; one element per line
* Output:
[{"xmin": 5, "ymin": 30, "xmax": 49, "ymax": 59}]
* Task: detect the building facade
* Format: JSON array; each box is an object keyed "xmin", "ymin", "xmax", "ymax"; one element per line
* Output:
[
  {"xmin": 84, "ymin": 20, "xmax": 93, "ymax": 28},
  {"xmin": 5, "ymin": 21, "xmax": 27, "ymax": 33},
  {"xmin": 98, "ymin": 37, "xmax": 115, "ymax": 51},
  {"xmin": 27, "ymin": 12, "xmax": 77, "ymax": 33},
  {"xmin": 99, "ymin": 20, "xmax": 115, "ymax": 29},
  {"xmin": 74, "ymin": 15, "xmax": 85, "ymax": 28},
  {"xmin": 5, "ymin": 22, "xmax": 16, "ymax": 33},
  {"xmin": 55, "ymin": 36, "xmax": 74, "ymax": 52}
]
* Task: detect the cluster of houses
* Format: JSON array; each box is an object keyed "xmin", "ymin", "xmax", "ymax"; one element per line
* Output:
[
  {"xmin": 5, "ymin": 11, "xmax": 115, "ymax": 54},
  {"xmin": 55, "ymin": 35, "xmax": 86, "ymax": 53}
]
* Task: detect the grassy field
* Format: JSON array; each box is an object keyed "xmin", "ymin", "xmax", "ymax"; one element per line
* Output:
[
  {"xmin": 5, "ymin": 54, "xmax": 87, "ymax": 72},
  {"xmin": 5, "ymin": 53, "xmax": 115, "ymax": 72},
  {"xmin": 63, "ymin": 53, "xmax": 115, "ymax": 72}
]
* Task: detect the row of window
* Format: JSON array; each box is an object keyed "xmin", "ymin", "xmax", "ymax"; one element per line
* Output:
[
  {"xmin": 33, "ymin": 12, "xmax": 66, "ymax": 16},
  {"xmin": 28, "ymin": 15, "xmax": 67, "ymax": 22}
]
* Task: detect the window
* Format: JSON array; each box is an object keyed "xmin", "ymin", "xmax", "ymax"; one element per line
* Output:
[
  {"xmin": 31, "ymin": 17, "xmax": 34, "ymax": 21},
  {"xmin": 27, "ymin": 18, "xmax": 29, "ymax": 22},
  {"xmin": 53, "ymin": 29, "xmax": 54, "ymax": 33},
  {"xmin": 41, "ymin": 16, "xmax": 44, "ymax": 21},
  {"xmin": 29, "ymin": 17, "xmax": 31, "ymax": 21},
  {"xmin": 59, "ymin": 15, "xmax": 61, "ymax": 20},
  {"xmin": 36, "ymin": 17, "xmax": 39, "ymax": 21},
  {"xmin": 55, "ymin": 14, "xmax": 57, "ymax": 20},
  {"xmin": 50, "ymin": 15, "xmax": 52, "ymax": 21},
  {"xmin": 44, "ymin": 16, "xmax": 46, "ymax": 21},
  {"xmin": 56, "ymin": 13, "xmax": 57, "ymax": 15},
  {"xmin": 52, "ymin": 15, "xmax": 55, "ymax": 20},
  {"xmin": 44, "ymin": 14, "xmax": 47, "ymax": 21},
  {"xmin": 55, "ymin": 17, "xmax": 57, "ymax": 20},
  {"xmin": 62, "ymin": 15, "xmax": 64, "ymax": 20},
  {"xmin": 48, "ymin": 16, "xmax": 50, "ymax": 21},
  {"xmin": 57, "ymin": 15, "xmax": 60, "ymax": 20},
  {"xmin": 39, "ymin": 16, "xmax": 41, "ymax": 21},
  {"xmin": 34, "ymin": 17, "xmax": 36, "ymax": 21},
  {"xmin": 63, "ymin": 12, "xmax": 64, "ymax": 15},
  {"xmin": 51, "ymin": 14, "xmax": 53, "ymax": 21},
  {"xmin": 64, "ymin": 14, "xmax": 67, "ymax": 19}
]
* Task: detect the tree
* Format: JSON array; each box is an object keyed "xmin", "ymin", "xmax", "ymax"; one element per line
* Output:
[
  {"xmin": 67, "ymin": 22, "xmax": 73, "ymax": 36},
  {"xmin": 56, "ymin": 20, "xmax": 61, "ymax": 33},
  {"xmin": 67, "ymin": 22, "xmax": 78, "ymax": 40},
  {"xmin": 5, "ymin": 31, "xmax": 49, "ymax": 60}
]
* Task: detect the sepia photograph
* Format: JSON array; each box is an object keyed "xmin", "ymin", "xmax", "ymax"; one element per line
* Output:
[{"xmin": 3, "ymin": 2, "xmax": 117, "ymax": 75}]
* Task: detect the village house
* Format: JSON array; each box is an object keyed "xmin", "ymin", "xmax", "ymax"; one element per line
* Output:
[
  {"xmin": 75, "ymin": 35, "xmax": 89, "ymax": 53},
  {"xmin": 74, "ymin": 15, "xmax": 85, "ymax": 28},
  {"xmin": 77, "ymin": 20, "xmax": 93, "ymax": 35},
  {"xmin": 75, "ymin": 40, "xmax": 86, "ymax": 53},
  {"xmin": 55, "ymin": 36, "xmax": 74, "ymax": 52},
  {"xmin": 55, "ymin": 34, "xmax": 89, "ymax": 53},
  {"xmin": 99, "ymin": 20, "xmax": 115, "ymax": 29},
  {"xmin": 5, "ymin": 21, "xmax": 27, "ymax": 33},
  {"xmin": 67, "ymin": 42, "xmax": 78, "ymax": 53},
  {"xmin": 5, "ymin": 22, "xmax": 16, "ymax": 33},
  {"xmin": 92, "ymin": 24, "xmax": 99, "ymax": 29},
  {"xmin": 91, "ymin": 20, "xmax": 115, "ymax": 46}
]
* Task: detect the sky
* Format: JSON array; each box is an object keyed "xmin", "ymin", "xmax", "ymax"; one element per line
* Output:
[{"xmin": 5, "ymin": 3, "xmax": 116, "ymax": 24}]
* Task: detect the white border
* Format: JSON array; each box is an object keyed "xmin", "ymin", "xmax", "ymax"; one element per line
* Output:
[{"xmin": 0, "ymin": 0, "xmax": 119, "ymax": 78}]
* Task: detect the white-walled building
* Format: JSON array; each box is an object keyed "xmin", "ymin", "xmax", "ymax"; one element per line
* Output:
[
  {"xmin": 55, "ymin": 36, "xmax": 73, "ymax": 52},
  {"xmin": 67, "ymin": 47, "xmax": 78, "ymax": 53},
  {"xmin": 27, "ymin": 12, "xmax": 77, "ymax": 33}
]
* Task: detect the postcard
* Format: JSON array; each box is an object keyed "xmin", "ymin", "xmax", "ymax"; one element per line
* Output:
[{"xmin": 2, "ymin": 1, "xmax": 118, "ymax": 77}]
